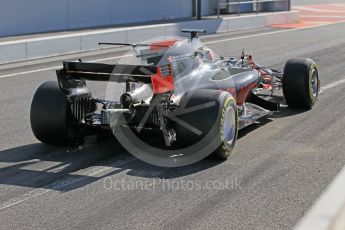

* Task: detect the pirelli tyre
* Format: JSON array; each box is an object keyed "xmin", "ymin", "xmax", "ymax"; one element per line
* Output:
[
  {"xmin": 283, "ymin": 58, "xmax": 320, "ymax": 109},
  {"xmin": 175, "ymin": 89, "xmax": 238, "ymax": 160},
  {"xmin": 30, "ymin": 81, "xmax": 84, "ymax": 146}
]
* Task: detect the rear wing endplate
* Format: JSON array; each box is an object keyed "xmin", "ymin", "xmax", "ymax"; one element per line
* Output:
[{"xmin": 56, "ymin": 61, "xmax": 174, "ymax": 96}]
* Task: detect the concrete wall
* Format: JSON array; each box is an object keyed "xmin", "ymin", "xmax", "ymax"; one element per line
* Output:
[
  {"xmin": 0, "ymin": 0, "xmax": 194, "ymax": 37},
  {"xmin": 0, "ymin": 11, "xmax": 300, "ymax": 64}
]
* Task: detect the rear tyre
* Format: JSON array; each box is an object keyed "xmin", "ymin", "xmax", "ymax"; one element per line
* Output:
[
  {"xmin": 175, "ymin": 89, "xmax": 238, "ymax": 160},
  {"xmin": 283, "ymin": 58, "xmax": 319, "ymax": 109},
  {"xmin": 30, "ymin": 81, "xmax": 84, "ymax": 146},
  {"xmin": 213, "ymin": 96, "xmax": 238, "ymax": 159}
]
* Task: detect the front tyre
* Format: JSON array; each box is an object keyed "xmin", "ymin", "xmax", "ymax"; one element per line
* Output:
[
  {"xmin": 30, "ymin": 81, "xmax": 84, "ymax": 146},
  {"xmin": 283, "ymin": 58, "xmax": 319, "ymax": 109}
]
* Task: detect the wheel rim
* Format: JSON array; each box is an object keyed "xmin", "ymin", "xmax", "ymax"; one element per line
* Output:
[
  {"xmin": 311, "ymin": 70, "xmax": 318, "ymax": 98},
  {"xmin": 223, "ymin": 106, "xmax": 236, "ymax": 145}
]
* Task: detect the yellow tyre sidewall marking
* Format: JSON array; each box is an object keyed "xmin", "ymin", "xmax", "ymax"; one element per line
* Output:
[
  {"xmin": 219, "ymin": 96, "xmax": 238, "ymax": 155},
  {"xmin": 309, "ymin": 63, "xmax": 318, "ymax": 103}
]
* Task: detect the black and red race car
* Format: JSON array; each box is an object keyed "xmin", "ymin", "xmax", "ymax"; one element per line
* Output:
[{"xmin": 30, "ymin": 29, "xmax": 320, "ymax": 167}]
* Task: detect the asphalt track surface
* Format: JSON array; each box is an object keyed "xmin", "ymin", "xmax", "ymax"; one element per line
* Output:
[{"xmin": 1, "ymin": 16, "xmax": 345, "ymax": 230}]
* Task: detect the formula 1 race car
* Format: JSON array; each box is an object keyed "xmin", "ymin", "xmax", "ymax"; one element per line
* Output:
[{"xmin": 30, "ymin": 29, "xmax": 320, "ymax": 166}]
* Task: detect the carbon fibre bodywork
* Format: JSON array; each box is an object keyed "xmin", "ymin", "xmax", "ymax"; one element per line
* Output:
[
  {"xmin": 30, "ymin": 29, "xmax": 319, "ymax": 166},
  {"xmin": 55, "ymin": 35, "xmax": 278, "ymax": 137}
]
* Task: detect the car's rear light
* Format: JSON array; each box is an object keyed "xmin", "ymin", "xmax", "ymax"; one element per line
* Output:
[{"xmin": 151, "ymin": 65, "xmax": 174, "ymax": 94}]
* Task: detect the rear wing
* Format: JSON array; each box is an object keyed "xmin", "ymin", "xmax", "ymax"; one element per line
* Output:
[{"xmin": 56, "ymin": 61, "xmax": 174, "ymax": 96}]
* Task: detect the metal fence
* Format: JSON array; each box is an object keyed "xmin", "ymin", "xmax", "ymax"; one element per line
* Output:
[{"xmin": 216, "ymin": 0, "xmax": 291, "ymax": 18}]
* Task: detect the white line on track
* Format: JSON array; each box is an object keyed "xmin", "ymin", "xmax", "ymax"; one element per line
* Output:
[
  {"xmin": 0, "ymin": 54, "xmax": 132, "ymax": 79},
  {"xmin": 294, "ymin": 164, "xmax": 345, "ymax": 230},
  {"xmin": 0, "ymin": 25, "xmax": 166, "ymax": 46},
  {"xmin": 301, "ymin": 15, "xmax": 345, "ymax": 19},
  {"xmin": 294, "ymin": 6, "xmax": 345, "ymax": 13},
  {"xmin": 202, "ymin": 20, "xmax": 345, "ymax": 44},
  {"xmin": 2, "ymin": 20, "xmax": 345, "ymax": 80},
  {"xmin": 0, "ymin": 25, "xmax": 344, "ymax": 92},
  {"xmin": 331, "ymin": 3, "xmax": 345, "ymax": 7},
  {"xmin": 0, "ymin": 53, "xmax": 344, "ymax": 211},
  {"xmin": 0, "ymin": 80, "xmax": 343, "ymax": 212},
  {"xmin": 0, "ymin": 157, "xmax": 136, "ymax": 211},
  {"xmin": 0, "ymin": 66, "xmax": 61, "ymax": 79},
  {"xmin": 320, "ymin": 77, "xmax": 345, "ymax": 94}
]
